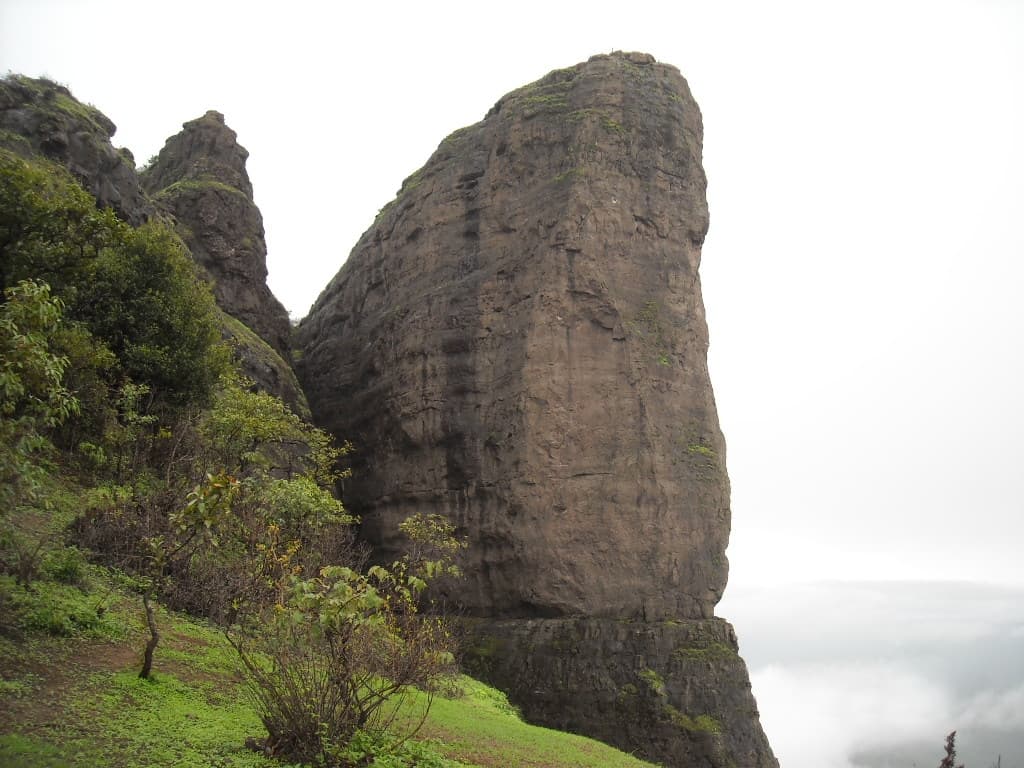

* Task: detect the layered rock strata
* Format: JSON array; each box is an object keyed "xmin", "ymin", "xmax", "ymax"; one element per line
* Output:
[{"xmin": 297, "ymin": 52, "xmax": 776, "ymax": 767}]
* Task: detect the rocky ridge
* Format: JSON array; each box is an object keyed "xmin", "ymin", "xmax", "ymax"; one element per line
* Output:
[
  {"xmin": 296, "ymin": 52, "xmax": 777, "ymax": 767},
  {"xmin": 0, "ymin": 75, "xmax": 150, "ymax": 225},
  {"xmin": 141, "ymin": 111, "xmax": 294, "ymax": 355},
  {"xmin": 0, "ymin": 75, "xmax": 304, "ymax": 412}
]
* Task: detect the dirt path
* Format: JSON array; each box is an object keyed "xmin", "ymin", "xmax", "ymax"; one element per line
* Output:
[{"xmin": 0, "ymin": 637, "xmax": 139, "ymax": 737}]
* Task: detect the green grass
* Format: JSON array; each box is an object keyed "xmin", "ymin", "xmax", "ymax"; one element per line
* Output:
[
  {"xmin": 0, "ymin": 559, "xmax": 659, "ymax": 768},
  {"xmin": 393, "ymin": 677, "xmax": 657, "ymax": 767},
  {"xmin": 61, "ymin": 672, "xmax": 283, "ymax": 768},
  {"xmin": 0, "ymin": 575, "xmax": 130, "ymax": 638},
  {"xmin": 0, "ymin": 568, "xmax": 289, "ymax": 768}
]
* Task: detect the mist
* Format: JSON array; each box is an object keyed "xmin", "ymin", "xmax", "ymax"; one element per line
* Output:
[{"xmin": 719, "ymin": 581, "xmax": 1024, "ymax": 768}]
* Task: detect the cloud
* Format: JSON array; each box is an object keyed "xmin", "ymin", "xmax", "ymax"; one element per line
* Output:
[
  {"xmin": 730, "ymin": 582, "xmax": 1024, "ymax": 767},
  {"xmin": 959, "ymin": 683, "xmax": 1024, "ymax": 731},
  {"xmin": 752, "ymin": 660, "xmax": 1024, "ymax": 768},
  {"xmin": 752, "ymin": 662, "xmax": 951, "ymax": 768}
]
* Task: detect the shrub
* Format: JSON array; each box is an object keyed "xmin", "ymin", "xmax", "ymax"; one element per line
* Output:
[
  {"xmin": 41, "ymin": 544, "xmax": 88, "ymax": 585},
  {"xmin": 229, "ymin": 514, "xmax": 463, "ymax": 767},
  {"xmin": 72, "ymin": 222, "xmax": 229, "ymax": 408},
  {"xmin": 938, "ymin": 731, "xmax": 965, "ymax": 768},
  {"xmin": 0, "ymin": 280, "xmax": 79, "ymax": 512}
]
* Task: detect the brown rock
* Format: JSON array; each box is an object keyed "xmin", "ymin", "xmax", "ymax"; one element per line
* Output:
[
  {"xmin": 298, "ymin": 52, "xmax": 774, "ymax": 767},
  {"xmin": 0, "ymin": 75, "xmax": 150, "ymax": 224},
  {"xmin": 141, "ymin": 110, "xmax": 253, "ymax": 199},
  {"xmin": 142, "ymin": 111, "xmax": 298, "ymax": 403},
  {"xmin": 466, "ymin": 617, "xmax": 776, "ymax": 768},
  {"xmin": 300, "ymin": 51, "xmax": 722, "ymax": 620}
]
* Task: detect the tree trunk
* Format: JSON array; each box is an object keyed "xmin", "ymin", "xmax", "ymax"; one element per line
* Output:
[{"xmin": 139, "ymin": 591, "xmax": 159, "ymax": 679}]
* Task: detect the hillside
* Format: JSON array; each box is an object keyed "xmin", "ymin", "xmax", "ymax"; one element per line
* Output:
[{"xmin": 0, "ymin": 538, "xmax": 660, "ymax": 767}]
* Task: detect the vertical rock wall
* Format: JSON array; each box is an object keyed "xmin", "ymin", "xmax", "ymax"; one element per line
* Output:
[{"xmin": 297, "ymin": 53, "xmax": 776, "ymax": 767}]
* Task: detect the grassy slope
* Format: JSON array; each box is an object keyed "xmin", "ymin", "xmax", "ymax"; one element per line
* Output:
[{"xmin": 0, "ymin": 569, "xmax": 658, "ymax": 768}]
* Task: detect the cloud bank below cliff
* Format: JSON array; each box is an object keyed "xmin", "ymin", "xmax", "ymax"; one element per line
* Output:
[{"xmin": 722, "ymin": 581, "xmax": 1024, "ymax": 768}]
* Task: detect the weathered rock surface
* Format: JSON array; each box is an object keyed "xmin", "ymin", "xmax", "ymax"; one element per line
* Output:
[
  {"xmin": 297, "ymin": 52, "xmax": 776, "ymax": 767},
  {"xmin": 142, "ymin": 111, "xmax": 291, "ymax": 356},
  {"xmin": 467, "ymin": 617, "xmax": 772, "ymax": 767},
  {"xmin": 141, "ymin": 111, "xmax": 301, "ymax": 407},
  {"xmin": 0, "ymin": 75, "xmax": 150, "ymax": 224}
]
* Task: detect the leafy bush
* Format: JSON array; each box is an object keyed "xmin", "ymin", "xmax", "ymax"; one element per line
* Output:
[
  {"xmin": 72, "ymin": 222, "xmax": 229, "ymax": 408},
  {"xmin": 2, "ymin": 148, "xmax": 229, "ymax": 429},
  {"xmin": 41, "ymin": 544, "xmax": 88, "ymax": 585},
  {"xmin": 229, "ymin": 514, "xmax": 463, "ymax": 767},
  {"xmin": 0, "ymin": 280, "xmax": 79, "ymax": 512},
  {"xmin": 0, "ymin": 149, "xmax": 118, "ymax": 296},
  {"xmin": 0, "ymin": 576, "xmax": 125, "ymax": 638},
  {"xmin": 338, "ymin": 731, "xmax": 464, "ymax": 767}
]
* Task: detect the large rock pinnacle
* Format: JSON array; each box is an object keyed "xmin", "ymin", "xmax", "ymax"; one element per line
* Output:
[
  {"xmin": 297, "ymin": 52, "xmax": 776, "ymax": 767},
  {"xmin": 141, "ymin": 110, "xmax": 254, "ymax": 199},
  {"xmin": 142, "ymin": 111, "xmax": 301, "ymax": 406}
]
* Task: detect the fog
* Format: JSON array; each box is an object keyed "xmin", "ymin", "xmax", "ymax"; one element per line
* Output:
[{"xmin": 720, "ymin": 581, "xmax": 1024, "ymax": 767}]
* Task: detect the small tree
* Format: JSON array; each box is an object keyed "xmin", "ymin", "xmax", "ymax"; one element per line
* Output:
[
  {"xmin": 228, "ymin": 513, "xmax": 464, "ymax": 766},
  {"xmin": 138, "ymin": 471, "xmax": 239, "ymax": 679},
  {"xmin": 939, "ymin": 731, "xmax": 965, "ymax": 768},
  {"xmin": 0, "ymin": 280, "xmax": 79, "ymax": 585}
]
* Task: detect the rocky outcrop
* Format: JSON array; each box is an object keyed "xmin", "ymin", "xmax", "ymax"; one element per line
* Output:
[
  {"xmin": 297, "ymin": 52, "xmax": 776, "ymax": 767},
  {"xmin": 0, "ymin": 75, "xmax": 150, "ymax": 224},
  {"xmin": 1, "ymin": 77, "xmax": 304, "ymax": 414},
  {"xmin": 467, "ymin": 617, "xmax": 772, "ymax": 767},
  {"xmin": 142, "ymin": 111, "xmax": 292, "ymax": 358},
  {"xmin": 140, "ymin": 111, "xmax": 303, "ymax": 409}
]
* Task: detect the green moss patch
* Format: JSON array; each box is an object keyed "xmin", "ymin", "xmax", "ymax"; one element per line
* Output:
[{"xmin": 154, "ymin": 178, "xmax": 248, "ymax": 201}]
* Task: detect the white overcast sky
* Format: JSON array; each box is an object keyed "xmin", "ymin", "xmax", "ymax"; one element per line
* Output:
[{"xmin": 3, "ymin": 0, "xmax": 1023, "ymax": 592}]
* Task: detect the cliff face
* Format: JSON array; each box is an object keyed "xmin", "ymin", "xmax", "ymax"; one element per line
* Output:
[
  {"xmin": 0, "ymin": 76, "xmax": 150, "ymax": 224},
  {"xmin": 297, "ymin": 53, "xmax": 776, "ymax": 767}
]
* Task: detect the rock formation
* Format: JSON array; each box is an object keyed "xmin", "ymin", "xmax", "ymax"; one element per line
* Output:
[
  {"xmin": 140, "ymin": 111, "xmax": 304, "ymax": 412},
  {"xmin": 0, "ymin": 75, "xmax": 150, "ymax": 224},
  {"xmin": 0, "ymin": 76, "xmax": 304, "ymax": 413},
  {"xmin": 141, "ymin": 111, "xmax": 291, "ymax": 357},
  {"xmin": 297, "ymin": 52, "xmax": 777, "ymax": 767}
]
